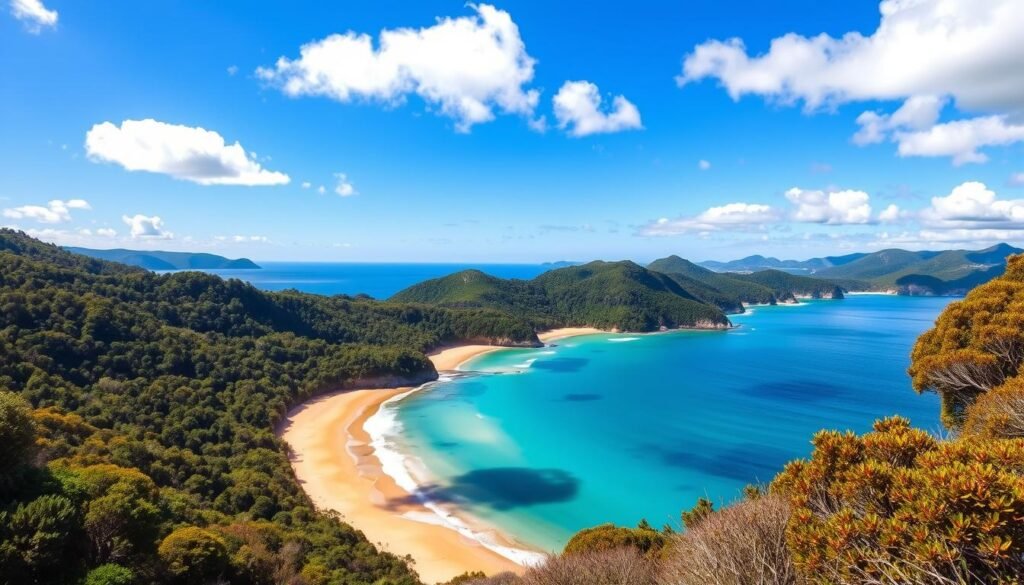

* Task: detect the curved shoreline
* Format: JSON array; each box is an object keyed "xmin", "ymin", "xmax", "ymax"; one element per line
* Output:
[{"xmin": 278, "ymin": 327, "xmax": 601, "ymax": 584}]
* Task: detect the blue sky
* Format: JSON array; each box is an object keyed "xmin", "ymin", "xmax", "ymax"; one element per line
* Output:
[{"xmin": 2, "ymin": 0, "xmax": 1023, "ymax": 262}]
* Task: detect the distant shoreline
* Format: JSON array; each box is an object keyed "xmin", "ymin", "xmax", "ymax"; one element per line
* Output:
[{"xmin": 278, "ymin": 327, "xmax": 601, "ymax": 583}]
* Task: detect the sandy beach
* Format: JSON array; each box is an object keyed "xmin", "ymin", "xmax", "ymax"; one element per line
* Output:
[{"xmin": 279, "ymin": 327, "xmax": 601, "ymax": 584}]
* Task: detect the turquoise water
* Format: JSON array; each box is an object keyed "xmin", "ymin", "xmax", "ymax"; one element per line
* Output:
[{"xmin": 388, "ymin": 295, "xmax": 953, "ymax": 553}]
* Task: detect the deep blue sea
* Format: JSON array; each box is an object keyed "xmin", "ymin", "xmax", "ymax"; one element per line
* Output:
[
  {"xmin": 180, "ymin": 262, "xmax": 550, "ymax": 299},
  {"xmin": 383, "ymin": 295, "xmax": 952, "ymax": 554}
]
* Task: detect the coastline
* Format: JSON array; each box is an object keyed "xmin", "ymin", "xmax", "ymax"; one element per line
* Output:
[{"xmin": 278, "ymin": 327, "xmax": 601, "ymax": 584}]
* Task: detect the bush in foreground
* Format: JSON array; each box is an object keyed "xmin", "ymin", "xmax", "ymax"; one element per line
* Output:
[
  {"xmin": 773, "ymin": 416, "xmax": 1024, "ymax": 584},
  {"xmin": 658, "ymin": 494, "xmax": 794, "ymax": 585}
]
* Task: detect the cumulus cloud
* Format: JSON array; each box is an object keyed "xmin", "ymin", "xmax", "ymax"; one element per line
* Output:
[
  {"xmin": 678, "ymin": 0, "xmax": 1024, "ymax": 113},
  {"xmin": 257, "ymin": 4, "xmax": 540, "ymax": 132},
  {"xmin": 878, "ymin": 204, "xmax": 903, "ymax": 223},
  {"xmin": 96, "ymin": 228, "xmax": 117, "ymax": 238},
  {"xmin": 122, "ymin": 214, "xmax": 173, "ymax": 239},
  {"xmin": 853, "ymin": 95, "xmax": 945, "ymax": 145},
  {"xmin": 85, "ymin": 119, "xmax": 290, "ymax": 186},
  {"xmin": 698, "ymin": 159, "xmax": 711, "ymax": 170},
  {"xmin": 679, "ymin": 1, "xmax": 1024, "ymax": 163},
  {"xmin": 552, "ymin": 81, "xmax": 642, "ymax": 137},
  {"xmin": 785, "ymin": 187, "xmax": 873, "ymax": 225},
  {"xmin": 334, "ymin": 173, "xmax": 356, "ymax": 197},
  {"xmin": 1011, "ymin": 173, "xmax": 1024, "ymax": 187},
  {"xmin": 10, "ymin": 0, "xmax": 57, "ymax": 33},
  {"xmin": 639, "ymin": 203, "xmax": 778, "ymax": 236},
  {"xmin": 892, "ymin": 115, "xmax": 1024, "ymax": 165},
  {"xmin": 3, "ymin": 199, "xmax": 90, "ymax": 224},
  {"xmin": 920, "ymin": 181, "xmax": 1024, "ymax": 229}
]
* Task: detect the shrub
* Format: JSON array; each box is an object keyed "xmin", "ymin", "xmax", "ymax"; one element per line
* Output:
[
  {"xmin": 83, "ymin": 563, "xmax": 135, "ymax": 585},
  {"xmin": 564, "ymin": 520, "xmax": 667, "ymax": 558},
  {"xmin": 910, "ymin": 255, "xmax": 1024, "ymax": 427},
  {"xmin": 773, "ymin": 416, "xmax": 1024, "ymax": 584},
  {"xmin": 158, "ymin": 526, "xmax": 229, "ymax": 584},
  {"xmin": 521, "ymin": 548, "xmax": 657, "ymax": 585},
  {"xmin": 963, "ymin": 376, "xmax": 1024, "ymax": 439},
  {"xmin": 658, "ymin": 494, "xmax": 795, "ymax": 585}
]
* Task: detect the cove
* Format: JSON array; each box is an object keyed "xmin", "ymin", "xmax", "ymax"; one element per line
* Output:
[{"xmin": 383, "ymin": 295, "xmax": 952, "ymax": 553}]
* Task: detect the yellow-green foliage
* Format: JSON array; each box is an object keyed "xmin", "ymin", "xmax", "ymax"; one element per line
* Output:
[
  {"xmin": 563, "ymin": 520, "xmax": 668, "ymax": 558},
  {"xmin": 910, "ymin": 254, "xmax": 1024, "ymax": 427},
  {"xmin": 773, "ymin": 416, "xmax": 1024, "ymax": 583},
  {"xmin": 158, "ymin": 526, "xmax": 229, "ymax": 584},
  {"xmin": 964, "ymin": 376, "xmax": 1024, "ymax": 439}
]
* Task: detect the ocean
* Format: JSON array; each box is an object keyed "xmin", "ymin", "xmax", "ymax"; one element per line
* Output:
[
  {"xmin": 179, "ymin": 262, "xmax": 552, "ymax": 299},
  {"xmin": 376, "ymin": 295, "xmax": 952, "ymax": 555}
]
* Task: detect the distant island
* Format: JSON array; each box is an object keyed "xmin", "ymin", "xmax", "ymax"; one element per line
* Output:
[
  {"xmin": 65, "ymin": 246, "xmax": 261, "ymax": 270},
  {"xmin": 697, "ymin": 243, "xmax": 1021, "ymax": 296}
]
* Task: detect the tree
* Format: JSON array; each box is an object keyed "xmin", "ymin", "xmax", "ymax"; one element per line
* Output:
[
  {"xmin": 158, "ymin": 526, "xmax": 230, "ymax": 584},
  {"xmin": 0, "ymin": 390, "xmax": 37, "ymax": 474},
  {"xmin": 910, "ymin": 255, "xmax": 1024, "ymax": 427},
  {"xmin": 0, "ymin": 494, "xmax": 85, "ymax": 585}
]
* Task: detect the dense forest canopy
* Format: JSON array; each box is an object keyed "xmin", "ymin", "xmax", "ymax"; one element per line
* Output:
[{"xmin": 0, "ymin": 229, "xmax": 544, "ymax": 585}]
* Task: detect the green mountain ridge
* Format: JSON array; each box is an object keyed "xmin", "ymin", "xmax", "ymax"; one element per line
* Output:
[
  {"xmin": 392, "ymin": 260, "xmax": 731, "ymax": 332},
  {"xmin": 699, "ymin": 243, "xmax": 1021, "ymax": 296},
  {"xmin": 65, "ymin": 246, "xmax": 262, "ymax": 270}
]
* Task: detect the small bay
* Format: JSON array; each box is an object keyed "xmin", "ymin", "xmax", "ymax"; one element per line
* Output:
[{"xmin": 387, "ymin": 295, "xmax": 952, "ymax": 553}]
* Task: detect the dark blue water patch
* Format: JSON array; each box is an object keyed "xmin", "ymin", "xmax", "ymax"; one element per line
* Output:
[
  {"xmin": 532, "ymin": 358, "xmax": 590, "ymax": 373},
  {"xmin": 561, "ymin": 393, "xmax": 603, "ymax": 402},
  {"xmin": 641, "ymin": 442, "xmax": 794, "ymax": 485},
  {"xmin": 740, "ymin": 379, "xmax": 850, "ymax": 402},
  {"xmin": 389, "ymin": 467, "xmax": 580, "ymax": 511}
]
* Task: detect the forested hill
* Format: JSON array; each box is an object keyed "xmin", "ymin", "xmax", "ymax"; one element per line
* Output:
[
  {"xmin": 66, "ymin": 246, "xmax": 261, "ymax": 270},
  {"xmin": 391, "ymin": 260, "xmax": 731, "ymax": 331},
  {"xmin": 0, "ymin": 229, "xmax": 543, "ymax": 585}
]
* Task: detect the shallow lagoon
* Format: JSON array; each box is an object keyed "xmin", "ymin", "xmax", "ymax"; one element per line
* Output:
[{"xmin": 387, "ymin": 295, "xmax": 953, "ymax": 552}]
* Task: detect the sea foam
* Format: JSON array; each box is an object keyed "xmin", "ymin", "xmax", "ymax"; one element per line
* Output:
[{"xmin": 364, "ymin": 379, "xmax": 547, "ymax": 567}]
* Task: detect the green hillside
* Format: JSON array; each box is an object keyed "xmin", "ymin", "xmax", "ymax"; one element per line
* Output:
[
  {"xmin": 66, "ymin": 247, "xmax": 261, "ymax": 270},
  {"xmin": 811, "ymin": 244, "xmax": 1021, "ymax": 293},
  {"xmin": 730, "ymin": 269, "xmax": 845, "ymax": 300},
  {"xmin": 0, "ymin": 229, "xmax": 546, "ymax": 585},
  {"xmin": 647, "ymin": 255, "xmax": 777, "ymax": 307},
  {"xmin": 390, "ymin": 269, "xmax": 557, "ymax": 326},
  {"xmin": 392, "ymin": 260, "xmax": 731, "ymax": 332},
  {"xmin": 533, "ymin": 261, "xmax": 730, "ymax": 331}
]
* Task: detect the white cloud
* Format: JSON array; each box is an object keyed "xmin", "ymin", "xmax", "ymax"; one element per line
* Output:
[
  {"xmin": 3, "ymin": 199, "xmax": 90, "ymax": 224},
  {"xmin": 218, "ymin": 235, "xmax": 269, "ymax": 243},
  {"xmin": 552, "ymin": 80, "xmax": 642, "ymax": 137},
  {"xmin": 892, "ymin": 115, "xmax": 1024, "ymax": 165},
  {"xmin": 698, "ymin": 159, "xmax": 711, "ymax": 170},
  {"xmin": 317, "ymin": 185, "xmax": 326, "ymax": 195},
  {"xmin": 85, "ymin": 119, "xmax": 290, "ymax": 186},
  {"xmin": 639, "ymin": 202, "xmax": 778, "ymax": 236},
  {"xmin": 878, "ymin": 204, "xmax": 903, "ymax": 223},
  {"xmin": 853, "ymin": 95, "xmax": 945, "ymax": 145},
  {"xmin": 1011, "ymin": 173, "xmax": 1024, "ymax": 187},
  {"xmin": 920, "ymin": 181, "xmax": 1024, "ymax": 229},
  {"xmin": 227, "ymin": 65, "xmax": 238, "ymax": 76},
  {"xmin": 334, "ymin": 173, "xmax": 356, "ymax": 197},
  {"xmin": 10, "ymin": 0, "xmax": 57, "ymax": 33},
  {"xmin": 786, "ymin": 187, "xmax": 873, "ymax": 224},
  {"xmin": 96, "ymin": 228, "xmax": 117, "ymax": 238},
  {"xmin": 301, "ymin": 181, "xmax": 312, "ymax": 189},
  {"xmin": 257, "ymin": 4, "xmax": 539, "ymax": 132},
  {"xmin": 678, "ymin": 0, "xmax": 1024, "ymax": 113},
  {"xmin": 122, "ymin": 214, "xmax": 173, "ymax": 239}
]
